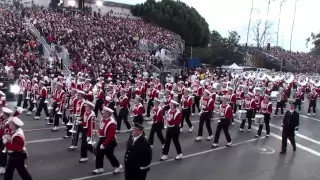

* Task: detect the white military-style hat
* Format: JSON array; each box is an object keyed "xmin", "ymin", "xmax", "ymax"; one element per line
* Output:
[
  {"xmin": 204, "ymin": 89, "xmax": 211, "ymax": 95},
  {"xmin": 154, "ymin": 98, "xmax": 162, "ymax": 103},
  {"xmin": 85, "ymin": 101, "xmax": 95, "ymax": 108},
  {"xmin": 2, "ymin": 107, "xmax": 13, "ymax": 114},
  {"xmin": 10, "ymin": 117, "xmax": 24, "ymax": 127},
  {"xmin": 170, "ymin": 100, "xmax": 179, "ymax": 106},
  {"xmin": 102, "ymin": 106, "xmax": 114, "ymax": 113},
  {"xmin": 77, "ymin": 90, "xmax": 85, "ymax": 95},
  {"xmin": 56, "ymin": 82, "xmax": 63, "ymax": 86},
  {"xmin": 105, "ymin": 96, "xmax": 111, "ymax": 101},
  {"xmin": 135, "ymin": 95, "xmax": 142, "ymax": 101}
]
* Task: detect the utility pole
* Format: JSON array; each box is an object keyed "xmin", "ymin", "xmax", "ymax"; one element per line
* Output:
[
  {"xmin": 289, "ymin": 0, "xmax": 298, "ymax": 52},
  {"xmin": 276, "ymin": 0, "xmax": 286, "ymax": 47}
]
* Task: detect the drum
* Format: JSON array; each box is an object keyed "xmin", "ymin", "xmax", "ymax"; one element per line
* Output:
[
  {"xmin": 236, "ymin": 98, "xmax": 242, "ymax": 105},
  {"xmin": 237, "ymin": 110, "xmax": 247, "ymax": 120},
  {"xmin": 254, "ymin": 114, "xmax": 264, "ymax": 125},
  {"xmin": 215, "ymin": 95, "xmax": 221, "ymax": 104}
]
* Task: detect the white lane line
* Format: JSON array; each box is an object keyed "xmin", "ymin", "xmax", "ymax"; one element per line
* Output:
[
  {"xmin": 234, "ymin": 119, "xmax": 320, "ymax": 157},
  {"xmin": 267, "ymin": 123, "xmax": 320, "ymax": 145},
  {"xmin": 25, "ymin": 118, "xmax": 220, "ymax": 144},
  {"xmin": 70, "ymin": 138, "xmax": 259, "ymax": 180},
  {"xmin": 24, "ymin": 127, "xmax": 52, "ymax": 132}
]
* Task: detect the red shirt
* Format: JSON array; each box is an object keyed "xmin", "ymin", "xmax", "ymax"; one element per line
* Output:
[
  {"xmin": 260, "ymin": 101, "xmax": 272, "ymax": 114},
  {"xmin": 119, "ymin": 96, "xmax": 129, "ymax": 109},
  {"xmin": 167, "ymin": 109, "xmax": 182, "ymax": 126},
  {"xmin": 218, "ymin": 104, "xmax": 233, "ymax": 119},
  {"xmin": 99, "ymin": 118, "xmax": 116, "ymax": 148},
  {"xmin": 181, "ymin": 95, "xmax": 192, "ymax": 109},
  {"xmin": 153, "ymin": 107, "xmax": 164, "ymax": 123},
  {"xmin": 132, "ymin": 103, "xmax": 144, "ymax": 116}
]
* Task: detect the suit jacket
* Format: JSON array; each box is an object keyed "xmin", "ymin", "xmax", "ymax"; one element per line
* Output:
[
  {"xmin": 282, "ymin": 110, "xmax": 299, "ymax": 136},
  {"xmin": 124, "ymin": 134, "xmax": 152, "ymax": 180}
]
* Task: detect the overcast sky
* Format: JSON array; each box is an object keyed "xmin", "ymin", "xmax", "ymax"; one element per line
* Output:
[{"xmin": 108, "ymin": 0, "xmax": 320, "ymax": 52}]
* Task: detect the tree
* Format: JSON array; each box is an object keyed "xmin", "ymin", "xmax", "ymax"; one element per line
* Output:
[
  {"xmin": 306, "ymin": 32, "xmax": 320, "ymax": 55},
  {"xmin": 131, "ymin": 0, "xmax": 210, "ymax": 47},
  {"xmin": 192, "ymin": 30, "xmax": 245, "ymax": 66},
  {"xmin": 49, "ymin": 0, "xmax": 60, "ymax": 9},
  {"xmin": 250, "ymin": 18, "xmax": 274, "ymax": 48}
]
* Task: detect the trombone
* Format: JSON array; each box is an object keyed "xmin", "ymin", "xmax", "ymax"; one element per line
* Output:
[
  {"xmin": 87, "ymin": 115, "xmax": 98, "ymax": 156},
  {"xmin": 69, "ymin": 114, "xmax": 80, "ymax": 146}
]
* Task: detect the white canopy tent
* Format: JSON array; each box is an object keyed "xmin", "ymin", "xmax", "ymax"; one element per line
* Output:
[{"xmin": 222, "ymin": 63, "xmax": 243, "ymax": 72}]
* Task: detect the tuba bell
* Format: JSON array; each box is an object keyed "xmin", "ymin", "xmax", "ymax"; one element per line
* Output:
[
  {"xmin": 297, "ymin": 76, "xmax": 308, "ymax": 86},
  {"xmin": 242, "ymin": 71, "xmax": 251, "ymax": 79},
  {"xmin": 257, "ymin": 72, "xmax": 267, "ymax": 81},
  {"xmin": 267, "ymin": 73, "xmax": 279, "ymax": 82},
  {"xmin": 231, "ymin": 72, "xmax": 240, "ymax": 79},
  {"xmin": 284, "ymin": 73, "xmax": 294, "ymax": 84}
]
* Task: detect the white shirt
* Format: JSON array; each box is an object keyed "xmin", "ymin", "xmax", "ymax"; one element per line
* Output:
[{"xmin": 132, "ymin": 133, "xmax": 143, "ymax": 144}]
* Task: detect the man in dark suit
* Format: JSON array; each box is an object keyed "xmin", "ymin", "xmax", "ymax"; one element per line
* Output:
[
  {"xmin": 280, "ymin": 99, "xmax": 299, "ymax": 154},
  {"xmin": 125, "ymin": 123, "xmax": 152, "ymax": 180}
]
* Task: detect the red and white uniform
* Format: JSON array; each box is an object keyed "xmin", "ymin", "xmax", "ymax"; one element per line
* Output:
[
  {"xmin": 83, "ymin": 110, "xmax": 95, "ymax": 138},
  {"xmin": 56, "ymin": 90, "xmax": 66, "ymax": 112},
  {"xmin": 177, "ymin": 85, "xmax": 184, "ymax": 95},
  {"xmin": 243, "ymin": 98, "xmax": 257, "ymax": 110},
  {"xmin": 39, "ymin": 86, "xmax": 47, "ymax": 100},
  {"xmin": 193, "ymin": 86, "xmax": 203, "ymax": 96},
  {"xmin": 295, "ymin": 91, "xmax": 304, "ymax": 101},
  {"xmin": 32, "ymin": 83, "xmax": 39, "ymax": 96},
  {"xmin": 236, "ymin": 89, "xmax": 245, "ymax": 100},
  {"xmin": 5, "ymin": 128, "xmax": 26, "ymax": 153},
  {"xmin": 99, "ymin": 117, "xmax": 117, "ymax": 148},
  {"xmin": 152, "ymin": 107, "xmax": 164, "ymax": 123},
  {"xmin": 265, "ymin": 88, "xmax": 272, "ymax": 96},
  {"xmin": 19, "ymin": 79, "xmax": 26, "ymax": 94},
  {"xmin": 96, "ymin": 89, "xmax": 104, "ymax": 100},
  {"xmin": 181, "ymin": 95, "xmax": 192, "ymax": 109},
  {"xmin": 164, "ymin": 95, "xmax": 172, "ymax": 106},
  {"xmin": 132, "ymin": 103, "xmax": 144, "ymax": 116},
  {"xmin": 166, "ymin": 109, "xmax": 182, "ymax": 127},
  {"xmin": 75, "ymin": 99, "xmax": 86, "ymax": 117},
  {"xmin": 148, "ymin": 88, "xmax": 158, "ymax": 99},
  {"xmin": 277, "ymin": 93, "xmax": 287, "ymax": 102},
  {"xmin": 135, "ymin": 86, "xmax": 145, "ymax": 96},
  {"xmin": 119, "ymin": 95, "xmax": 129, "ymax": 109},
  {"xmin": 254, "ymin": 94, "xmax": 264, "ymax": 108},
  {"xmin": 165, "ymin": 83, "xmax": 173, "ymax": 91},
  {"xmin": 226, "ymin": 92, "xmax": 236, "ymax": 104},
  {"xmin": 69, "ymin": 95, "xmax": 78, "ymax": 114},
  {"xmin": 309, "ymin": 93, "xmax": 318, "ymax": 103},
  {"xmin": 260, "ymin": 101, "xmax": 272, "ymax": 114},
  {"xmin": 201, "ymin": 97, "xmax": 214, "ymax": 112},
  {"xmin": 156, "ymin": 83, "xmax": 162, "ymax": 91},
  {"xmin": 218, "ymin": 104, "xmax": 233, "ymax": 119},
  {"xmin": 26, "ymin": 79, "xmax": 32, "ymax": 94}
]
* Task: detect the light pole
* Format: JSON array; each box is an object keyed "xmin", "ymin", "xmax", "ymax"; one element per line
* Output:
[
  {"xmin": 245, "ymin": 0, "xmax": 254, "ymax": 50},
  {"xmin": 289, "ymin": 0, "xmax": 298, "ymax": 52},
  {"xmin": 276, "ymin": 0, "xmax": 286, "ymax": 47}
]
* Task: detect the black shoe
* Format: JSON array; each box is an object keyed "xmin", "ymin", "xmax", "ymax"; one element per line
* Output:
[
  {"xmin": 293, "ymin": 147, "xmax": 296, "ymax": 152},
  {"xmin": 280, "ymin": 151, "xmax": 286, "ymax": 154}
]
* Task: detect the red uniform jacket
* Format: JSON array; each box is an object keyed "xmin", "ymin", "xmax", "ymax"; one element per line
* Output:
[
  {"xmin": 181, "ymin": 95, "xmax": 192, "ymax": 109},
  {"xmin": 83, "ymin": 111, "xmax": 95, "ymax": 137},
  {"xmin": 218, "ymin": 104, "xmax": 233, "ymax": 119},
  {"xmin": 260, "ymin": 101, "xmax": 272, "ymax": 114},
  {"xmin": 167, "ymin": 109, "xmax": 182, "ymax": 126},
  {"xmin": 201, "ymin": 97, "xmax": 214, "ymax": 112},
  {"xmin": 99, "ymin": 118, "xmax": 117, "ymax": 148},
  {"xmin": 153, "ymin": 107, "xmax": 164, "ymax": 123},
  {"xmin": 119, "ymin": 95, "xmax": 129, "ymax": 109},
  {"xmin": 132, "ymin": 103, "xmax": 144, "ymax": 116},
  {"xmin": 243, "ymin": 98, "xmax": 257, "ymax": 110},
  {"xmin": 6, "ymin": 128, "xmax": 25, "ymax": 152}
]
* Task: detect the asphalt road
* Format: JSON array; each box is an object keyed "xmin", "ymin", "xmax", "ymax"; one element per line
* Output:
[{"xmin": 5, "ymin": 100, "xmax": 320, "ymax": 180}]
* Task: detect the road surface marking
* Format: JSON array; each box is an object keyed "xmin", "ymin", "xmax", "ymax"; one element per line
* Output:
[{"xmin": 70, "ymin": 138, "xmax": 259, "ymax": 180}]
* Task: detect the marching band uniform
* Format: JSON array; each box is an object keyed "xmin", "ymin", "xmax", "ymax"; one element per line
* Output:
[
  {"xmin": 93, "ymin": 106, "xmax": 123, "ymax": 174},
  {"xmin": 196, "ymin": 90, "xmax": 214, "ymax": 141},
  {"xmin": 192, "ymin": 83, "xmax": 203, "ymax": 115},
  {"xmin": 52, "ymin": 83, "xmax": 66, "ymax": 131},
  {"xmin": 160, "ymin": 100, "xmax": 183, "ymax": 161},
  {"xmin": 64, "ymin": 89, "xmax": 78, "ymax": 138},
  {"xmin": 226, "ymin": 87, "xmax": 236, "ymax": 124},
  {"xmin": 180, "ymin": 89, "xmax": 193, "ymax": 133},
  {"xmin": 256, "ymin": 95, "xmax": 272, "ymax": 138},
  {"xmin": 16, "ymin": 75, "xmax": 26, "ymax": 108},
  {"xmin": 307, "ymin": 89, "xmax": 318, "ymax": 115},
  {"xmin": 280, "ymin": 100, "xmax": 299, "ymax": 154},
  {"xmin": 3, "ymin": 117, "xmax": 33, "ymax": 180},
  {"xmin": 0, "ymin": 91, "xmax": 6, "ymax": 108},
  {"xmin": 274, "ymin": 90, "xmax": 287, "ymax": 116},
  {"xmin": 107, "ymin": 88, "xmax": 118, "ymax": 119},
  {"xmin": 117, "ymin": 90, "xmax": 131, "ymax": 132},
  {"xmin": 253, "ymin": 89, "xmax": 264, "ymax": 117},
  {"xmin": 23, "ymin": 77, "xmax": 32, "ymax": 110},
  {"xmin": 132, "ymin": 96, "xmax": 144, "ymax": 125},
  {"xmin": 125, "ymin": 123, "xmax": 152, "ymax": 180},
  {"xmin": 94, "ymin": 83, "xmax": 104, "ymax": 116},
  {"xmin": 235, "ymin": 87, "xmax": 245, "ymax": 110},
  {"xmin": 146, "ymin": 84, "xmax": 158, "ymax": 118},
  {"xmin": 68, "ymin": 91, "xmax": 86, "ymax": 151},
  {"xmin": 79, "ymin": 101, "xmax": 96, "ymax": 163},
  {"xmin": 177, "ymin": 82, "xmax": 184, "ymax": 103},
  {"xmin": 212, "ymin": 96, "xmax": 232, "ymax": 148},
  {"xmin": 239, "ymin": 93, "xmax": 256, "ymax": 132},
  {"xmin": 163, "ymin": 90, "xmax": 172, "ymax": 112},
  {"xmin": 27, "ymin": 79, "xmax": 39, "ymax": 114},
  {"xmin": 294, "ymin": 88, "xmax": 304, "ymax": 111},
  {"xmin": 34, "ymin": 81, "xmax": 49, "ymax": 120},
  {"xmin": 148, "ymin": 98, "xmax": 165, "ymax": 147}
]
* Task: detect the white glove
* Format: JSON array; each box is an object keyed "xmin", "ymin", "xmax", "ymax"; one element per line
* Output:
[
  {"xmin": 2, "ymin": 135, "xmax": 9, "ymax": 144},
  {"xmin": 55, "ymin": 107, "xmax": 59, "ymax": 112},
  {"xmin": 76, "ymin": 120, "xmax": 82, "ymax": 125},
  {"xmin": 100, "ymin": 144, "xmax": 105, "ymax": 149},
  {"xmin": 86, "ymin": 137, "xmax": 91, "ymax": 142},
  {"xmin": 217, "ymin": 120, "xmax": 221, "ymax": 123}
]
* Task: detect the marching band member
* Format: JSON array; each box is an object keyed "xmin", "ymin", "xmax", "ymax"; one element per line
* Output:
[
  {"xmin": 132, "ymin": 96, "xmax": 144, "ymax": 125},
  {"xmin": 235, "ymin": 86, "xmax": 245, "ymax": 110},
  {"xmin": 0, "ymin": 107, "xmax": 14, "ymax": 174},
  {"xmin": 212, "ymin": 95, "xmax": 232, "ymax": 148},
  {"xmin": 192, "ymin": 81, "xmax": 203, "ymax": 115},
  {"xmin": 84, "ymin": 79, "xmax": 94, "ymax": 102},
  {"xmin": 180, "ymin": 89, "xmax": 193, "ymax": 133},
  {"xmin": 94, "ymin": 83, "xmax": 104, "ymax": 116},
  {"xmin": 93, "ymin": 106, "xmax": 123, "ymax": 174},
  {"xmin": 195, "ymin": 90, "xmax": 214, "ymax": 141},
  {"xmin": 107, "ymin": 85, "xmax": 118, "ymax": 119},
  {"xmin": 280, "ymin": 99, "xmax": 299, "ymax": 154},
  {"xmin": 294, "ymin": 87, "xmax": 304, "ymax": 112},
  {"xmin": 26, "ymin": 78, "xmax": 39, "ymax": 115},
  {"xmin": 0, "ymin": 91, "xmax": 6, "ymax": 108},
  {"xmin": 163, "ymin": 90, "xmax": 172, "ymax": 112},
  {"xmin": 64, "ymin": 88, "xmax": 78, "ymax": 139},
  {"xmin": 256, "ymin": 94, "xmax": 272, "ymax": 138},
  {"xmin": 226, "ymin": 87, "xmax": 236, "ymax": 124},
  {"xmin": 79, "ymin": 101, "xmax": 95, "ymax": 163},
  {"xmin": 176, "ymin": 81, "xmax": 184, "ymax": 103},
  {"xmin": 148, "ymin": 98, "xmax": 165, "ymax": 148},
  {"xmin": 52, "ymin": 82, "xmax": 66, "ymax": 131},
  {"xmin": 68, "ymin": 90, "xmax": 86, "ymax": 151},
  {"xmin": 239, "ymin": 92, "xmax": 256, "ymax": 132},
  {"xmin": 146, "ymin": 83, "xmax": 158, "ymax": 119},
  {"xmin": 117, "ymin": 89, "xmax": 131, "ymax": 132},
  {"xmin": 307, "ymin": 88, "xmax": 318, "ymax": 116},
  {"xmin": 34, "ymin": 81, "xmax": 49, "ymax": 121},
  {"xmin": 125, "ymin": 122, "xmax": 152, "ymax": 180},
  {"xmin": 274, "ymin": 88, "xmax": 287, "ymax": 117},
  {"xmin": 253, "ymin": 88, "xmax": 264, "ymax": 117},
  {"xmin": 265, "ymin": 83, "xmax": 273, "ymax": 96},
  {"xmin": 16, "ymin": 75, "xmax": 26, "ymax": 108},
  {"xmin": 160, "ymin": 100, "xmax": 183, "ymax": 161},
  {"xmin": 3, "ymin": 117, "xmax": 33, "ymax": 180},
  {"xmin": 23, "ymin": 75, "xmax": 32, "ymax": 111}
]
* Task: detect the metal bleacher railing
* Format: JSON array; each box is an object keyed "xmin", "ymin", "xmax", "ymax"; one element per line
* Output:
[{"xmin": 25, "ymin": 17, "xmax": 71, "ymax": 74}]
